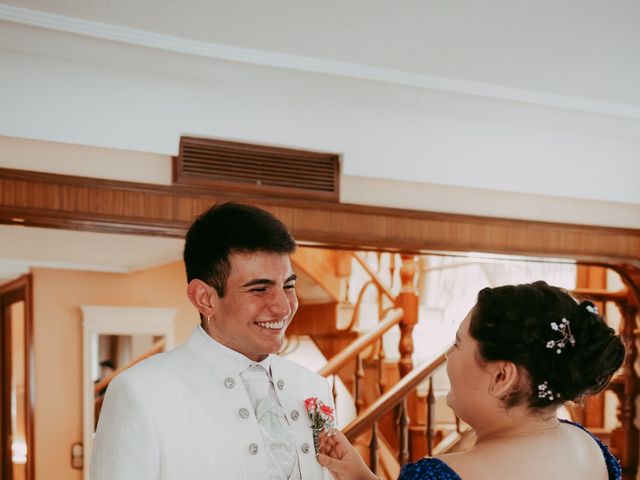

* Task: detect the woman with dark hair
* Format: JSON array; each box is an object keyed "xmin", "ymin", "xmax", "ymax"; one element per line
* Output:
[{"xmin": 317, "ymin": 281, "xmax": 625, "ymax": 480}]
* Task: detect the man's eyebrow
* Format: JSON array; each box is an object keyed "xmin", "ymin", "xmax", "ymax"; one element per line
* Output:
[
  {"xmin": 242, "ymin": 278, "xmax": 275, "ymax": 288},
  {"xmin": 241, "ymin": 274, "xmax": 297, "ymax": 288}
]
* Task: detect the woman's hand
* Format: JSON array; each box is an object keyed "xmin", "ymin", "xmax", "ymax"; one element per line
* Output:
[{"xmin": 316, "ymin": 429, "xmax": 379, "ymax": 480}]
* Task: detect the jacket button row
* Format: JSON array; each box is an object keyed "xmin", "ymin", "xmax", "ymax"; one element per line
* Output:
[
  {"xmin": 301, "ymin": 443, "xmax": 310, "ymax": 454},
  {"xmin": 290, "ymin": 409, "xmax": 299, "ymax": 420},
  {"xmin": 248, "ymin": 443, "xmax": 258, "ymax": 455},
  {"xmin": 239, "ymin": 408, "xmax": 250, "ymax": 419},
  {"xmin": 224, "ymin": 377, "xmax": 235, "ymax": 389}
]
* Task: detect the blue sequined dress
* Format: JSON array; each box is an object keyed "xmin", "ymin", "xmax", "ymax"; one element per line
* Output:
[{"xmin": 398, "ymin": 420, "xmax": 621, "ymax": 480}]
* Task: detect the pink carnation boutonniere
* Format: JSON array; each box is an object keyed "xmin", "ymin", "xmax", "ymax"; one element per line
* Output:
[{"xmin": 304, "ymin": 397, "xmax": 335, "ymax": 453}]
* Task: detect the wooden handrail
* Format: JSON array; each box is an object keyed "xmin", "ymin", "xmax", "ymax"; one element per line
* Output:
[
  {"xmin": 571, "ymin": 288, "xmax": 628, "ymax": 303},
  {"xmin": 318, "ymin": 308, "xmax": 404, "ymax": 377},
  {"xmin": 94, "ymin": 339, "xmax": 165, "ymax": 395},
  {"xmin": 343, "ymin": 344, "xmax": 451, "ymax": 440},
  {"xmin": 351, "ymin": 253, "xmax": 396, "ymax": 303},
  {"xmin": 345, "ymin": 280, "xmax": 379, "ymax": 331}
]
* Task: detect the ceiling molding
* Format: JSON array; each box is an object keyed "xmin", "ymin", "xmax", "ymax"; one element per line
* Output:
[
  {"xmin": 1, "ymin": 4, "xmax": 639, "ymax": 120},
  {"xmin": 0, "ymin": 257, "xmax": 128, "ymax": 275}
]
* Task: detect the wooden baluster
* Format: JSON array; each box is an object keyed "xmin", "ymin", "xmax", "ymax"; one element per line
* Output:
[
  {"xmin": 355, "ymin": 354, "xmax": 365, "ymax": 413},
  {"xmin": 344, "ymin": 278, "xmax": 351, "ymax": 303},
  {"xmin": 396, "ymin": 254, "xmax": 420, "ymax": 378},
  {"xmin": 336, "ymin": 251, "xmax": 352, "ymax": 303},
  {"xmin": 426, "ymin": 377, "xmax": 435, "ymax": 456},
  {"xmin": 370, "ymin": 422, "xmax": 379, "ymax": 474},
  {"xmin": 455, "ymin": 415, "xmax": 461, "ymax": 434},
  {"xmin": 610, "ymin": 300, "xmax": 639, "ymax": 474},
  {"xmin": 377, "ymin": 287, "xmax": 384, "ymax": 321},
  {"xmin": 389, "ymin": 253, "xmax": 397, "ymax": 291},
  {"xmin": 376, "ymin": 252, "xmax": 383, "ymax": 273},
  {"xmin": 378, "ymin": 340, "xmax": 387, "ymax": 395},
  {"xmin": 398, "ymin": 398, "xmax": 410, "ymax": 465},
  {"xmin": 332, "ymin": 374, "xmax": 338, "ymax": 410}
]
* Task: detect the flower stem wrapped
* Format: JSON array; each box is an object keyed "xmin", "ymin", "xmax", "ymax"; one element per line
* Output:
[{"xmin": 304, "ymin": 397, "xmax": 335, "ymax": 454}]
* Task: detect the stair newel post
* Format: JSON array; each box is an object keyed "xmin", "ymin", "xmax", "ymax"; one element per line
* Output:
[
  {"xmin": 398, "ymin": 397, "xmax": 410, "ymax": 466},
  {"xmin": 395, "ymin": 254, "xmax": 419, "ymax": 378},
  {"xmin": 426, "ymin": 377, "xmax": 435, "ymax": 456},
  {"xmin": 610, "ymin": 299, "xmax": 639, "ymax": 475},
  {"xmin": 370, "ymin": 422, "xmax": 379, "ymax": 474},
  {"xmin": 355, "ymin": 354, "xmax": 365, "ymax": 413}
]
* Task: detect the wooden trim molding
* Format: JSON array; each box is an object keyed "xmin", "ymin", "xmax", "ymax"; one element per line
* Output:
[{"xmin": 1, "ymin": 167, "xmax": 639, "ymax": 267}]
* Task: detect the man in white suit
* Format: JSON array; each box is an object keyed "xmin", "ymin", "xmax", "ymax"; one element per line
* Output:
[{"xmin": 91, "ymin": 202, "xmax": 335, "ymax": 480}]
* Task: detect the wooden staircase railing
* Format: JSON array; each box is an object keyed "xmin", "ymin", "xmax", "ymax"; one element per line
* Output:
[
  {"xmin": 318, "ymin": 308, "xmax": 403, "ymax": 378},
  {"xmin": 318, "ymin": 308, "xmax": 403, "ymax": 413},
  {"xmin": 342, "ymin": 345, "xmax": 451, "ymax": 474},
  {"xmin": 351, "ymin": 253, "xmax": 396, "ymax": 303}
]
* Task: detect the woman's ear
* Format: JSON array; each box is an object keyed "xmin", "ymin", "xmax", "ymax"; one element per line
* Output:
[
  {"xmin": 186, "ymin": 279, "xmax": 216, "ymax": 319},
  {"xmin": 488, "ymin": 361, "xmax": 520, "ymax": 399}
]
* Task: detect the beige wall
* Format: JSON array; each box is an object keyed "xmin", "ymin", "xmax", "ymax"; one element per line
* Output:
[{"xmin": 32, "ymin": 261, "xmax": 195, "ymax": 480}]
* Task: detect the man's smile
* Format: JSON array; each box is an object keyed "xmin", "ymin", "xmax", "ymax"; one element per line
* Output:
[{"xmin": 255, "ymin": 320, "xmax": 285, "ymax": 330}]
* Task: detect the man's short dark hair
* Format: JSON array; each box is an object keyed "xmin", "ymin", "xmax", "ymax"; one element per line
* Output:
[
  {"xmin": 100, "ymin": 360, "xmax": 116, "ymax": 370},
  {"xmin": 183, "ymin": 202, "xmax": 296, "ymax": 297}
]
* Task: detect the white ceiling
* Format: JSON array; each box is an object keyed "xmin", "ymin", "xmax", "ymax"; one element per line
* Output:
[
  {"xmin": 0, "ymin": 224, "xmax": 184, "ymax": 283},
  {"xmin": 3, "ymin": 0, "xmax": 640, "ymax": 108}
]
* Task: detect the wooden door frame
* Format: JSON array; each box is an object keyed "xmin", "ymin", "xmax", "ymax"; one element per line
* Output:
[{"xmin": 0, "ymin": 274, "xmax": 35, "ymax": 480}]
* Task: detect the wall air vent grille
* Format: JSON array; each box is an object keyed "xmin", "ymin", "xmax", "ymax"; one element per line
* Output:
[{"xmin": 174, "ymin": 137, "xmax": 340, "ymax": 201}]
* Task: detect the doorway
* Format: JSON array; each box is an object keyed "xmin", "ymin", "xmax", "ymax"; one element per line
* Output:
[{"xmin": 0, "ymin": 275, "xmax": 35, "ymax": 480}]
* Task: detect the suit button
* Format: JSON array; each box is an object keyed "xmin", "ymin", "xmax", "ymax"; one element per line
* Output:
[
  {"xmin": 239, "ymin": 407, "xmax": 250, "ymax": 419},
  {"xmin": 277, "ymin": 379, "xmax": 285, "ymax": 390},
  {"xmin": 290, "ymin": 409, "xmax": 300, "ymax": 421},
  {"xmin": 224, "ymin": 377, "xmax": 235, "ymax": 389},
  {"xmin": 301, "ymin": 443, "xmax": 310, "ymax": 454},
  {"xmin": 249, "ymin": 443, "xmax": 258, "ymax": 455}
]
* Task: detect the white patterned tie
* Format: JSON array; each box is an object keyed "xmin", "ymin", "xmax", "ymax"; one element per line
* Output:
[{"xmin": 240, "ymin": 365, "xmax": 300, "ymax": 480}]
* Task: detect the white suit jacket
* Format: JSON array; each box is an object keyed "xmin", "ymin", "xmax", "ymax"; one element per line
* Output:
[{"xmin": 91, "ymin": 327, "xmax": 334, "ymax": 480}]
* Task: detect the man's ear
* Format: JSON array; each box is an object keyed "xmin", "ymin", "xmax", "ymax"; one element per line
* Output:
[
  {"xmin": 186, "ymin": 279, "xmax": 216, "ymax": 318},
  {"xmin": 488, "ymin": 361, "xmax": 520, "ymax": 399}
]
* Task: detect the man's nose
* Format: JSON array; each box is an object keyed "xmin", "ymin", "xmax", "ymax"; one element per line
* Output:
[{"xmin": 269, "ymin": 288, "xmax": 292, "ymax": 317}]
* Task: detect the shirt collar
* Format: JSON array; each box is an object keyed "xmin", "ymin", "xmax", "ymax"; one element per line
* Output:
[{"xmin": 196, "ymin": 325, "xmax": 272, "ymax": 372}]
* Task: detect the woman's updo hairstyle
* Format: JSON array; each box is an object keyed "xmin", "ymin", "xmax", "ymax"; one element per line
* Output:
[{"xmin": 469, "ymin": 281, "xmax": 625, "ymax": 410}]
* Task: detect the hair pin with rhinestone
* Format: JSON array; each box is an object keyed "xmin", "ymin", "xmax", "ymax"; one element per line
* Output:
[
  {"xmin": 537, "ymin": 380, "xmax": 560, "ymax": 401},
  {"xmin": 545, "ymin": 317, "xmax": 575, "ymax": 354},
  {"xmin": 585, "ymin": 304, "xmax": 598, "ymax": 315}
]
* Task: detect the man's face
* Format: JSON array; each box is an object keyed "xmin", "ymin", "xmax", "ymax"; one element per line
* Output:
[{"xmin": 208, "ymin": 251, "xmax": 298, "ymax": 361}]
